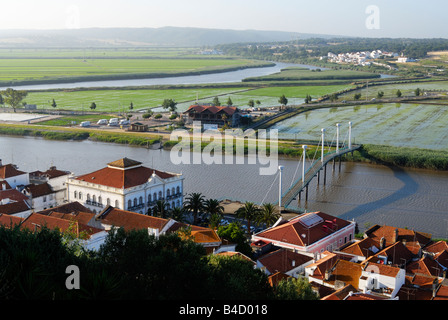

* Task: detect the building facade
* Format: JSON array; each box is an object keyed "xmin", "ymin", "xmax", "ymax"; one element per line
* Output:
[{"xmin": 66, "ymin": 158, "xmax": 184, "ymax": 214}]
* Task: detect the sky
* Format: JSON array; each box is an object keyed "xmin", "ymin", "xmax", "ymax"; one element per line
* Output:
[{"xmin": 0, "ymin": 0, "xmax": 446, "ymax": 38}]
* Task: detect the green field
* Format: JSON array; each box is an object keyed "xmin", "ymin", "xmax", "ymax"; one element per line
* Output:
[
  {"xmin": 26, "ymin": 87, "xmax": 252, "ymax": 112},
  {"xmin": 0, "ymin": 57, "xmax": 268, "ymax": 84}
]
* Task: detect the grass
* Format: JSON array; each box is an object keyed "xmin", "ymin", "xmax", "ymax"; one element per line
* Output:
[
  {"xmin": 0, "ymin": 57, "xmax": 269, "ymax": 85},
  {"xmin": 25, "ymin": 87, "xmax": 252, "ymax": 112},
  {"xmin": 235, "ymin": 84, "xmax": 355, "ymax": 99}
]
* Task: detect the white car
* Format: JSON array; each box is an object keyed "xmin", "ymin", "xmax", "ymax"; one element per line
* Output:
[
  {"xmin": 97, "ymin": 119, "xmax": 108, "ymax": 125},
  {"xmin": 119, "ymin": 119, "xmax": 130, "ymax": 125}
]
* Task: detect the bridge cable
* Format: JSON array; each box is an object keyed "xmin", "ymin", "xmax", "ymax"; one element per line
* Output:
[{"xmin": 261, "ymin": 170, "xmax": 279, "ymax": 205}]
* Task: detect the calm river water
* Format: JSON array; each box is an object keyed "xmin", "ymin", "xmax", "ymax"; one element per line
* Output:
[{"xmin": 1, "ymin": 135, "xmax": 447, "ymax": 238}]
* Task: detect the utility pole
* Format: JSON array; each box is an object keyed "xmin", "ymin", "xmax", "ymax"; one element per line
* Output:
[
  {"xmin": 302, "ymin": 145, "xmax": 307, "ymax": 184},
  {"xmin": 321, "ymin": 128, "xmax": 325, "ymax": 162},
  {"xmin": 278, "ymin": 166, "xmax": 284, "ymax": 212},
  {"xmin": 336, "ymin": 123, "xmax": 340, "ymax": 154}
]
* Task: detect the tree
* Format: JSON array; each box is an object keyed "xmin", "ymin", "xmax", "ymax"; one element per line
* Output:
[
  {"xmin": 90, "ymin": 102, "xmax": 97, "ymax": 110},
  {"xmin": 212, "ymin": 96, "xmax": 221, "ymax": 106},
  {"xmin": 396, "ymin": 89, "xmax": 402, "ymax": 98},
  {"xmin": 257, "ymin": 203, "xmax": 280, "ymax": 228},
  {"xmin": 377, "ymin": 91, "xmax": 384, "ymax": 99},
  {"xmin": 217, "ymin": 223, "xmax": 253, "ymax": 257},
  {"xmin": 51, "ymin": 99, "xmax": 57, "ymax": 108},
  {"xmin": 152, "ymin": 200, "xmax": 169, "ymax": 218},
  {"xmin": 204, "ymin": 198, "xmax": 224, "ymax": 219},
  {"xmin": 415, "ymin": 88, "xmax": 421, "ymax": 96},
  {"xmin": 129, "ymin": 102, "xmax": 133, "ymax": 110},
  {"xmin": 329, "ymin": 93, "xmax": 339, "ymax": 102},
  {"xmin": 354, "ymin": 93, "xmax": 362, "ymax": 100},
  {"xmin": 235, "ymin": 202, "xmax": 261, "ymax": 234},
  {"xmin": 184, "ymin": 192, "xmax": 206, "ymax": 225},
  {"xmin": 1, "ymin": 88, "xmax": 28, "ymax": 112},
  {"xmin": 274, "ymin": 277, "xmax": 319, "ymax": 300},
  {"xmin": 169, "ymin": 206, "xmax": 187, "ymax": 222},
  {"xmin": 162, "ymin": 99, "xmax": 177, "ymax": 112},
  {"xmin": 248, "ymin": 99, "xmax": 255, "ymax": 108},
  {"xmin": 278, "ymin": 94, "xmax": 288, "ymax": 106},
  {"xmin": 226, "ymin": 97, "xmax": 233, "ymax": 106},
  {"xmin": 304, "ymin": 94, "xmax": 312, "ymax": 104}
]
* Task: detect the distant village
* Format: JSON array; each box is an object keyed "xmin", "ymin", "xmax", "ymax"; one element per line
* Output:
[{"xmin": 1, "ymin": 155, "xmax": 447, "ymax": 301}]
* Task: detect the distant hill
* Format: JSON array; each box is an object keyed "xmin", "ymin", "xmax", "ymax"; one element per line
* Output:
[{"xmin": 0, "ymin": 26, "xmax": 341, "ymax": 47}]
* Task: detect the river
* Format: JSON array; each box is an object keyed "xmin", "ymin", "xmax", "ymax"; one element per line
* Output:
[{"xmin": 1, "ymin": 135, "xmax": 447, "ymax": 238}]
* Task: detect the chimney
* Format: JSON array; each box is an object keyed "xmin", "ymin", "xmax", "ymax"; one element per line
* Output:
[
  {"xmin": 2, "ymin": 183, "xmax": 6, "ymax": 191},
  {"xmin": 325, "ymin": 270, "xmax": 332, "ymax": 281},
  {"xmin": 380, "ymin": 237, "xmax": 386, "ymax": 250},
  {"xmin": 393, "ymin": 228, "xmax": 399, "ymax": 243},
  {"xmin": 291, "ymin": 260, "xmax": 296, "ymax": 267}
]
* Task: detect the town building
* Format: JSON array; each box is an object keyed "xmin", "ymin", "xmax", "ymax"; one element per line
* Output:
[
  {"xmin": 251, "ymin": 211, "xmax": 356, "ymax": 259},
  {"xmin": 29, "ymin": 166, "xmax": 73, "ymax": 205},
  {"xmin": 66, "ymin": 158, "xmax": 184, "ymax": 215},
  {"xmin": 183, "ymin": 104, "xmax": 242, "ymax": 128},
  {"xmin": 0, "ymin": 188, "xmax": 32, "ymax": 218},
  {"xmin": 0, "ymin": 160, "xmax": 30, "ymax": 189}
]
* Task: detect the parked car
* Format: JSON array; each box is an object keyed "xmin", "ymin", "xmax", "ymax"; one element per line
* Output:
[
  {"xmin": 80, "ymin": 121, "xmax": 90, "ymax": 127},
  {"xmin": 119, "ymin": 119, "xmax": 130, "ymax": 125},
  {"xmin": 108, "ymin": 118, "xmax": 119, "ymax": 126},
  {"xmin": 97, "ymin": 119, "xmax": 108, "ymax": 125}
]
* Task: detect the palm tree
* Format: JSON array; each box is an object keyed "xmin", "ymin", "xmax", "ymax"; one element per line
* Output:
[
  {"xmin": 257, "ymin": 203, "xmax": 281, "ymax": 229},
  {"xmin": 184, "ymin": 192, "xmax": 205, "ymax": 225},
  {"xmin": 152, "ymin": 200, "xmax": 168, "ymax": 219},
  {"xmin": 204, "ymin": 198, "xmax": 224, "ymax": 228},
  {"xmin": 169, "ymin": 206, "xmax": 187, "ymax": 223},
  {"xmin": 235, "ymin": 202, "xmax": 261, "ymax": 234}
]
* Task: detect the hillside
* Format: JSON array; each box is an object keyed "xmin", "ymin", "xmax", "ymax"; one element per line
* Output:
[{"xmin": 0, "ymin": 26, "xmax": 340, "ymax": 47}]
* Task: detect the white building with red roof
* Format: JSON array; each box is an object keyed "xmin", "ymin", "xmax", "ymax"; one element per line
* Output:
[
  {"xmin": 251, "ymin": 211, "xmax": 356, "ymax": 259},
  {"xmin": 0, "ymin": 160, "xmax": 29, "ymax": 189},
  {"xmin": 66, "ymin": 158, "xmax": 184, "ymax": 215}
]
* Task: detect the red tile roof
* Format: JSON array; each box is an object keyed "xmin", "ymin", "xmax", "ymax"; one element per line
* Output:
[
  {"xmin": 96, "ymin": 206, "xmax": 170, "ymax": 231},
  {"xmin": 0, "ymin": 213, "xmax": 23, "ymax": 227},
  {"xmin": 258, "ymin": 248, "xmax": 313, "ymax": 274},
  {"xmin": 185, "ymin": 105, "xmax": 239, "ymax": 116},
  {"xmin": 20, "ymin": 212, "xmax": 74, "ymax": 233},
  {"xmin": 37, "ymin": 201, "xmax": 93, "ymax": 215},
  {"xmin": 23, "ymin": 183, "xmax": 54, "ymax": 197},
  {"xmin": 254, "ymin": 211, "xmax": 352, "ymax": 247},
  {"xmin": 75, "ymin": 158, "xmax": 177, "ymax": 189},
  {"xmin": 0, "ymin": 164, "xmax": 26, "ymax": 179}
]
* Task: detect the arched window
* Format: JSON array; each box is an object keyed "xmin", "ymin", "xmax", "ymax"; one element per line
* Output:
[
  {"xmin": 153, "ymin": 192, "xmax": 157, "ymax": 201},
  {"xmin": 172, "ymin": 201, "xmax": 175, "ymax": 209},
  {"xmin": 139, "ymin": 196, "xmax": 143, "ymax": 205},
  {"xmin": 92, "ymin": 195, "xmax": 96, "ymax": 203},
  {"xmin": 98, "ymin": 196, "xmax": 102, "ymax": 205},
  {"xmin": 87, "ymin": 193, "xmax": 91, "ymax": 201},
  {"xmin": 107, "ymin": 198, "xmax": 111, "ymax": 206},
  {"xmin": 172, "ymin": 187, "xmax": 175, "ymax": 196},
  {"xmin": 158, "ymin": 191, "xmax": 162, "ymax": 199},
  {"xmin": 115, "ymin": 200, "xmax": 119, "ymax": 208},
  {"xmin": 128, "ymin": 199, "xmax": 132, "ymax": 209},
  {"xmin": 148, "ymin": 194, "xmax": 152, "ymax": 203},
  {"xmin": 79, "ymin": 192, "xmax": 82, "ymax": 200},
  {"xmin": 176, "ymin": 200, "xmax": 180, "ymax": 207},
  {"xmin": 167, "ymin": 189, "xmax": 171, "ymax": 197},
  {"xmin": 176, "ymin": 186, "xmax": 180, "ymax": 195},
  {"xmin": 74, "ymin": 191, "xmax": 77, "ymax": 199}
]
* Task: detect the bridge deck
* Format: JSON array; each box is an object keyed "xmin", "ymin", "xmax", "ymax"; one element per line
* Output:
[{"xmin": 281, "ymin": 145, "xmax": 360, "ymax": 207}]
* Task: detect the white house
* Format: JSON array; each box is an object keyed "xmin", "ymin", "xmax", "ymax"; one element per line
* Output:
[
  {"xmin": 66, "ymin": 158, "xmax": 184, "ymax": 214},
  {"xmin": 29, "ymin": 166, "xmax": 73, "ymax": 204},
  {"xmin": 22, "ymin": 182, "xmax": 58, "ymax": 212},
  {"xmin": 0, "ymin": 160, "xmax": 30, "ymax": 189},
  {"xmin": 359, "ymin": 262, "xmax": 406, "ymax": 298}
]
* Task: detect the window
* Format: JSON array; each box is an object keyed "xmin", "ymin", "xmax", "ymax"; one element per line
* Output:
[
  {"xmin": 87, "ymin": 194, "xmax": 91, "ymax": 201},
  {"xmin": 172, "ymin": 187, "xmax": 175, "ymax": 195},
  {"xmin": 128, "ymin": 199, "xmax": 132, "ymax": 209},
  {"xmin": 74, "ymin": 191, "xmax": 77, "ymax": 199},
  {"xmin": 79, "ymin": 192, "xmax": 82, "ymax": 200},
  {"xmin": 98, "ymin": 196, "xmax": 102, "ymax": 205},
  {"xmin": 139, "ymin": 196, "xmax": 143, "ymax": 205},
  {"xmin": 107, "ymin": 198, "xmax": 111, "ymax": 206},
  {"xmin": 115, "ymin": 200, "xmax": 119, "ymax": 208},
  {"xmin": 158, "ymin": 191, "xmax": 162, "ymax": 199},
  {"xmin": 148, "ymin": 194, "xmax": 151, "ymax": 202},
  {"xmin": 153, "ymin": 192, "xmax": 157, "ymax": 201},
  {"xmin": 167, "ymin": 189, "xmax": 171, "ymax": 197},
  {"xmin": 92, "ymin": 195, "xmax": 96, "ymax": 203},
  {"xmin": 43, "ymin": 196, "xmax": 46, "ymax": 202},
  {"xmin": 133, "ymin": 198, "xmax": 137, "ymax": 207},
  {"xmin": 176, "ymin": 186, "xmax": 180, "ymax": 194}
]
